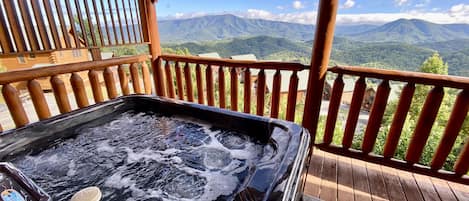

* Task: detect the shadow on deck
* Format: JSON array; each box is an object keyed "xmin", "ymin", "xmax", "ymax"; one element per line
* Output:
[{"xmin": 304, "ymin": 148, "xmax": 469, "ymax": 201}]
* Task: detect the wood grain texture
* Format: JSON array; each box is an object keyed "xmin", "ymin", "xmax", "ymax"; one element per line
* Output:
[
  {"xmin": 243, "ymin": 68, "xmax": 251, "ymax": 114},
  {"xmin": 70, "ymin": 73, "xmax": 89, "ymax": 108},
  {"xmin": 383, "ymin": 83, "xmax": 415, "ymax": 158},
  {"xmin": 0, "ymin": 55, "xmax": 148, "ymax": 84},
  {"xmin": 342, "ymin": 77, "xmax": 366, "ymax": 149},
  {"xmin": 160, "ymin": 54, "xmax": 307, "ymax": 71},
  {"xmin": 406, "ymin": 86, "xmax": 444, "ymax": 164},
  {"xmin": 286, "ymin": 71, "xmax": 299, "ymax": 121},
  {"xmin": 323, "ymin": 74, "xmax": 344, "ymax": 144},
  {"xmin": 28, "ymin": 80, "xmax": 51, "ymax": 120},
  {"xmin": 50, "ymin": 75, "xmax": 71, "ymax": 113},
  {"xmin": 330, "ymin": 66, "xmax": 469, "ymax": 90},
  {"xmin": 118, "ymin": 65, "xmax": 130, "ymax": 95},
  {"xmin": 2, "ymin": 84, "xmax": 29, "ymax": 127},
  {"xmin": 88, "ymin": 70, "xmax": 104, "ymax": 103},
  {"xmin": 270, "ymin": 70, "xmax": 281, "ymax": 118}
]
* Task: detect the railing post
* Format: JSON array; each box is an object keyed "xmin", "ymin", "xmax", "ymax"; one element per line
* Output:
[
  {"xmin": 302, "ymin": 0, "xmax": 338, "ymax": 140},
  {"xmin": 144, "ymin": 0, "xmax": 164, "ymax": 96}
]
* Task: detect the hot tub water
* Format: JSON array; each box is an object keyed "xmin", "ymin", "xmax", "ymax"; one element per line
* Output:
[{"xmin": 10, "ymin": 112, "xmax": 278, "ymax": 201}]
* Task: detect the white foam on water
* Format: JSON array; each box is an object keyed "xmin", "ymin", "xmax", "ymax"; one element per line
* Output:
[
  {"xmin": 66, "ymin": 160, "xmax": 76, "ymax": 177},
  {"xmin": 13, "ymin": 112, "xmax": 271, "ymax": 201},
  {"xmin": 96, "ymin": 140, "xmax": 115, "ymax": 153}
]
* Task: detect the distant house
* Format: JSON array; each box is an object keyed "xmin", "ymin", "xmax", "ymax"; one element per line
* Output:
[
  {"xmin": 230, "ymin": 54, "xmax": 257, "ymax": 61},
  {"xmin": 0, "ymin": 33, "xmax": 89, "ymax": 72},
  {"xmin": 264, "ymin": 70, "xmax": 309, "ymax": 100},
  {"xmin": 341, "ymin": 78, "xmax": 357, "ymax": 104},
  {"xmin": 198, "ymin": 52, "xmax": 221, "ymax": 59}
]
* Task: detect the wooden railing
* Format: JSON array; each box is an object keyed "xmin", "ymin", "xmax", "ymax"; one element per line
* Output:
[
  {"xmin": 0, "ymin": 55, "xmax": 150, "ymax": 131},
  {"xmin": 317, "ymin": 65, "xmax": 469, "ymax": 184},
  {"xmin": 0, "ymin": 0, "xmax": 147, "ymax": 56},
  {"xmin": 153, "ymin": 54, "xmax": 309, "ymax": 121}
]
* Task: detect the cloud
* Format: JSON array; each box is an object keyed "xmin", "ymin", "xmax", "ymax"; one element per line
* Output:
[
  {"xmin": 276, "ymin": 6, "xmax": 285, "ymax": 10},
  {"xmin": 342, "ymin": 0, "xmax": 356, "ymax": 9},
  {"xmin": 161, "ymin": 4, "xmax": 469, "ymax": 25},
  {"xmin": 292, "ymin": 1, "xmax": 304, "ymax": 9},
  {"xmin": 395, "ymin": 0, "xmax": 408, "ymax": 6},
  {"xmin": 449, "ymin": 4, "xmax": 469, "ymax": 17}
]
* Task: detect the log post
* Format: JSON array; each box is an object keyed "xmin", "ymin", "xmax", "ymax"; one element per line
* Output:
[
  {"xmin": 145, "ymin": 0, "xmax": 164, "ymax": 96},
  {"xmin": 302, "ymin": 0, "xmax": 339, "ymax": 141}
]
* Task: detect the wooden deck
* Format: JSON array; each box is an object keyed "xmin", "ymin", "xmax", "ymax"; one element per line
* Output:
[{"xmin": 304, "ymin": 148, "xmax": 469, "ymax": 201}]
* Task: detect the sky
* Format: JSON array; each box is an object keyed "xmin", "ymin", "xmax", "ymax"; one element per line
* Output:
[{"xmin": 156, "ymin": 0, "xmax": 469, "ymax": 25}]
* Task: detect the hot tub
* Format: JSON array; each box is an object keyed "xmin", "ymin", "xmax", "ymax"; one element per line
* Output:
[{"xmin": 0, "ymin": 95, "xmax": 310, "ymax": 201}]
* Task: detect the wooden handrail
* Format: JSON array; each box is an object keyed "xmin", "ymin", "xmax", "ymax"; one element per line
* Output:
[
  {"xmin": 0, "ymin": 55, "xmax": 149, "ymax": 84},
  {"xmin": 329, "ymin": 66, "xmax": 469, "ymax": 89},
  {"xmin": 159, "ymin": 54, "xmax": 309, "ymax": 71}
]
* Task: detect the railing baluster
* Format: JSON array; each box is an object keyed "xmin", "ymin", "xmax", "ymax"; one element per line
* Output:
[
  {"xmin": 130, "ymin": 63, "xmax": 142, "ymax": 94},
  {"xmin": 256, "ymin": 69, "xmax": 266, "ymax": 116},
  {"xmin": 31, "ymin": 0, "xmax": 51, "ymax": 50},
  {"xmin": 153, "ymin": 58, "xmax": 166, "ymax": 96},
  {"xmin": 51, "ymin": 75, "xmax": 71, "ymax": 113},
  {"xmin": 70, "ymin": 73, "xmax": 89, "ymax": 108},
  {"xmin": 243, "ymin": 68, "xmax": 251, "ymax": 113},
  {"xmin": 230, "ymin": 67, "xmax": 238, "ymax": 111},
  {"xmin": 362, "ymin": 80, "xmax": 391, "ymax": 153},
  {"xmin": 196, "ymin": 64, "xmax": 204, "ymax": 104},
  {"xmin": 454, "ymin": 140, "xmax": 469, "ymax": 176},
  {"xmin": 219, "ymin": 67, "xmax": 226, "ymax": 108},
  {"xmin": 431, "ymin": 90, "xmax": 469, "ymax": 170},
  {"xmin": 2, "ymin": 84, "xmax": 29, "ymax": 127},
  {"xmin": 184, "ymin": 62, "xmax": 194, "ymax": 102},
  {"xmin": 383, "ymin": 83, "xmax": 415, "ymax": 158},
  {"xmin": 118, "ymin": 65, "xmax": 130, "ymax": 95},
  {"xmin": 286, "ymin": 71, "xmax": 299, "ymax": 121},
  {"xmin": 88, "ymin": 70, "xmax": 104, "ymax": 103},
  {"xmin": 175, "ymin": 61, "xmax": 184, "ymax": 100},
  {"xmin": 323, "ymin": 74, "xmax": 344, "ymax": 144},
  {"xmin": 271, "ymin": 70, "xmax": 281, "ymax": 118},
  {"xmin": 164, "ymin": 61, "xmax": 175, "ymax": 98},
  {"xmin": 104, "ymin": 67, "xmax": 118, "ymax": 99},
  {"xmin": 142, "ymin": 62, "xmax": 152, "ymax": 95},
  {"xmin": 18, "ymin": 0, "xmax": 39, "ymax": 51},
  {"xmin": 342, "ymin": 77, "xmax": 366, "ymax": 149},
  {"xmin": 28, "ymin": 80, "xmax": 51, "ymax": 120},
  {"xmin": 206, "ymin": 65, "xmax": 215, "ymax": 106},
  {"xmin": 3, "ymin": 1, "xmax": 26, "ymax": 51},
  {"xmin": 406, "ymin": 86, "xmax": 444, "ymax": 164}
]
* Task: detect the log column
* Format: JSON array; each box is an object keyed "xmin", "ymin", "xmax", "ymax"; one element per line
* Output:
[
  {"xmin": 146, "ymin": 0, "xmax": 164, "ymax": 96},
  {"xmin": 302, "ymin": 0, "xmax": 339, "ymax": 140}
]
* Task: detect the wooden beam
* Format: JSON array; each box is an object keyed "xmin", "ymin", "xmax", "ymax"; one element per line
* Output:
[
  {"xmin": 302, "ymin": 0, "xmax": 338, "ymax": 138},
  {"xmin": 146, "ymin": 0, "xmax": 161, "ymax": 58}
]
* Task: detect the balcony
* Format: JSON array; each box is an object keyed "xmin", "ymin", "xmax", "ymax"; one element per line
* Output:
[{"xmin": 0, "ymin": 0, "xmax": 468, "ymax": 200}]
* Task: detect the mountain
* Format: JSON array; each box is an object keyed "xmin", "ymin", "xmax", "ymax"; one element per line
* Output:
[
  {"xmin": 159, "ymin": 14, "xmax": 314, "ymax": 43},
  {"xmin": 166, "ymin": 35, "xmax": 311, "ymax": 58},
  {"xmin": 158, "ymin": 14, "xmax": 380, "ymax": 43},
  {"xmin": 349, "ymin": 19, "xmax": 469, "ymax": 43},
  {"xmin": 164, "ymin": 35, "xmax": 469, "ymax": 76}
]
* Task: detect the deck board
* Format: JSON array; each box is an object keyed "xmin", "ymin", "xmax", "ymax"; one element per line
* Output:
[
  {"xmin": 304, "ymin": 148, "xmax": 469, "ymax": 201},
  {"xmin": 337, "ymin": 156, "xmax": 354, "ymax": 201},
  {"xmin": 380, "ymin": 166, "xmax": 407, "ymax": 201},
  {"xmin": 319, "ymin": 152, "xmax": 338, "ymax": 201}
]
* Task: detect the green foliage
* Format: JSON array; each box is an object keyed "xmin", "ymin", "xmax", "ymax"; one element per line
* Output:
[
  {"xmin": 159, "ymin": 14, "xmax": 314, "ymax": 43},
  {"xmin": 165, "ymin": 36, "xmax": 310, "ymax": 59}
]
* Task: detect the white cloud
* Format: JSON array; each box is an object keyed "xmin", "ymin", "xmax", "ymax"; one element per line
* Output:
[
  {"xmin": 161, "ymin": 4, "xmax": 469, "ymax": 25},
  {"xmin": 276, "ymin": 6, "xmax": 285, "ymax": 10},
  {"xmin": 395, "ymin": 0, "xmax": 408, "ymax": 6},
  {"xmin": 449, "ymin": 4, "xmax": 469, "ymax": 17},
  {"xmin": 293, "ymin": 1, "xmax": 305, "ymax": 9},
  {"xmin": 342, "ymin": 0, "xmax": 356, "ymax": 9}
]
